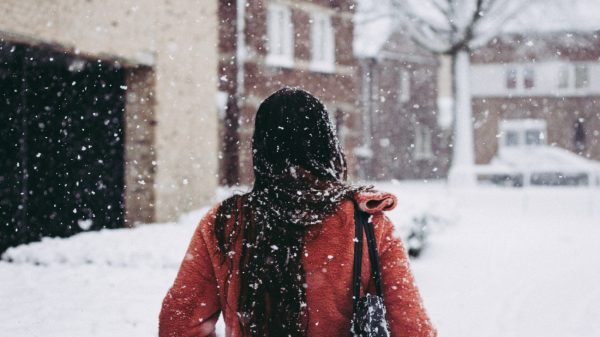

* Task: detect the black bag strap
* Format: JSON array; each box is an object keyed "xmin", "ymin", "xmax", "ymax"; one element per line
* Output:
[{"xmin": 352, "ymin": 201, "xmax": 384, "ymax": 311}]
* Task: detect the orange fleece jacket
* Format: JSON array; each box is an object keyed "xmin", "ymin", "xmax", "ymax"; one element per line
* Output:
[{"xmin": 159, "ymin": 191, "xmax": 437, "ymax": 337}]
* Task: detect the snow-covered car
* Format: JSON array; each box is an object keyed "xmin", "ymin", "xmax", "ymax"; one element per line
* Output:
[{"xmin": 475, "ymin": 119, "xmax": 600, "ymax": 186}]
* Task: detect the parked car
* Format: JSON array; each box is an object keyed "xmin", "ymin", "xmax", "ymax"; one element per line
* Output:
[{"xmin": 475, "ymin": 119, "xmax": 600, "ymax": 187}]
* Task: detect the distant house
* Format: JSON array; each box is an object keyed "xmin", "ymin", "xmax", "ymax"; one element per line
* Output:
[
  {"xmin": 469, "ymin": 0, "xmax": 600, "ymax": 170},
  {"xmin": 218, "ymin": 0, "xmax": 360, "ymax": 185},
  {"xmin": 470, "ymin": 31, "xmax": 600, "ymax": 167},
  {"xmin": 354, "ymin": 19, "xmax": 450, "ymax": 181}
]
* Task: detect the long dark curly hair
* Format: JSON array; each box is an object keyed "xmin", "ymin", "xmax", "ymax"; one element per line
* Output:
[{"xmin": 214, "ymin": 88, "xmax": 368, "ymax": 337}]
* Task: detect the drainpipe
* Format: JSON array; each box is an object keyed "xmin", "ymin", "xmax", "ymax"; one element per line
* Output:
[
  {"xmin": 236, "ymin": 0, "xmax": 245, "ymax": 99},
  {"xmin": 228, "ymin": 0, "xmax": 245, "ymax": 185}
]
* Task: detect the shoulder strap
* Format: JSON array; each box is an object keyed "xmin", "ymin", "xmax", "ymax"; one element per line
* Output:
[
  {"xmin": 352, "ymin": 202, "xmax": 364, "ymax": 310},
  {"xmin": 352, "ymin": 201, "xmax": 384, "ymax": 310}
]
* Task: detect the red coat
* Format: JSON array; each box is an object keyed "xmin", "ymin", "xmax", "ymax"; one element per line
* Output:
[{"xmin": 159, "ymin": 191, "xmax": 437, "ymax": 337}]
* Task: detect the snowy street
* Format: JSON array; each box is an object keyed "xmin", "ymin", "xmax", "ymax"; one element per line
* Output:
[{"xmin": 2, "ymin": 182, "xmax": 599, "ymax": 337}]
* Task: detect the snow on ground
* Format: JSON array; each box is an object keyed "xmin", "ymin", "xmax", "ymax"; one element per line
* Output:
[
  {"xmin": 1, "ymin": 210, "xmax": 207, "ymax": 268},
  {"xmin": 404, "ymin": 183, "xmax": 600, "ymax": 337},
  {"xmin": 1, "ymin": 181, "xmax": 599, "ymax": 337}
]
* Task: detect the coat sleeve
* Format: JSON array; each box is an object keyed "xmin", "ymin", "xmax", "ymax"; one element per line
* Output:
[
  {"xmin": 372, "ymin": 213, "xmax": 437, "ymax": 337},
  {"xmin": 159, "ymin": 208, "xmax": 221, "ymax": 337}
]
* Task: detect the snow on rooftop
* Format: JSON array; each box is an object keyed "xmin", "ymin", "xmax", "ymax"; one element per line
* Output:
[
  {"xmin": 503, "ymin": 0, "xmax": 600, "ymax": 33},
  {"xmin": 354, "ymin": 0, "xmax": 600, "ymax": 57}
]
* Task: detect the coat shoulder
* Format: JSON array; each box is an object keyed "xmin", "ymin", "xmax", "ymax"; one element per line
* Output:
[{"xmin": 353, "ymin": 189, "xmax": 398, "ymax": 214}]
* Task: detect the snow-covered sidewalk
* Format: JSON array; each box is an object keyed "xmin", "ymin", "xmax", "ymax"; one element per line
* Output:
[{"xmin": 1, "ymin": 181, "xmax": 599, "ymax": 337}]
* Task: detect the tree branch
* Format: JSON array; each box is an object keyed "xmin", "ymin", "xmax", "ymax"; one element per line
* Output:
[
  {"xmin": 368, "ymin": 0, "xmax": 533, "ymax": 55},
  {"xmin": 431, "ymin": 0, "xmax": 459, "ymax": 32},
  {"xmin": 468, "ymin": 0, "xmax": 537, "ymax": 49},
  {"xmin": 398, "ymin": 11, "xmax": 454, "ymax": 53}
]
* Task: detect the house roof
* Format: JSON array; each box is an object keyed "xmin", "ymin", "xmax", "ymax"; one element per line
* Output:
[{"xmin": 503, "ymin": 0, "xmax": 600, "ymax": 33}]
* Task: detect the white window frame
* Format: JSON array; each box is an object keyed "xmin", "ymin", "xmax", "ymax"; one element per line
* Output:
[
  {"xmin": 266, "ymin": 3, "xmax": 294, "ymax": 68},
  {"xmin": 310, "ymin": 12, "xmax": 335, "ymax": 73},
  {"xmin": 523, "ymin": 65, "xmax": 535, "ymax": 90},
  {"xmin": 398, "ymin": 69, "xmax": 410, "ymax": 103},
  {"xmin": 414, "ymin": 124, "xmax": 433, "ymax": 160},
  {"xmin": 558, "ymin": 64, "xmax": 570, "ymax": 89},
  {"xmin": 499, "ymin": 119, "xmax": 547, "ymax": 150},
  {"xmin": 574, "ymin": 64, "xmax": 590, "ymax": 89},
  {"xmin": 506, "ymin": 66, "xmax": 518, "ymax": 90},
  {"xmin": 505, "ymin": 64, "xmax": 536, "ymax": 91},
  {"xmin": 556, "ymin": 62, "xmax": 590, "ymax": 91}
]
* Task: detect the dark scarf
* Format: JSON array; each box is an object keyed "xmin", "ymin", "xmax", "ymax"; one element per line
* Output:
[
  {"xmin": 230, "ymin": 167, "xmax": 371, "ymax": 336},
  {"xmin": 249, "ymin": 166, "xmax": 370, "ymax": 226}
]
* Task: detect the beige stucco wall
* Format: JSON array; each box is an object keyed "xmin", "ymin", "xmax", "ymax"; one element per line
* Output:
[{"xmin": 0, "ymin": 0, "xmax": 219, "ymax": 222}]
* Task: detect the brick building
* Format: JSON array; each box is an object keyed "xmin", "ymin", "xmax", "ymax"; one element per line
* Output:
[
  {"xmin": 218, "ymin": 0, "xmax": 360, "ymax": 185},
  {"xmin": 354, "ymin": 20, "xmax": 450, "ymax": 181},
  {"xmin": 0, "ymin": 0, "xmax": 219, "ymax": 250},
  {"xmin": 470, "ymin": 31, "xmax": 600, "ymax": 165}
]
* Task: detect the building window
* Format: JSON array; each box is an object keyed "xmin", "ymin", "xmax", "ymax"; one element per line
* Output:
[
  {"xmin": 574, "ymin": 119, "xmax": 586, "ymax": 153},
  {"xmin": 557, "ymin": 63, "xmax": 590, "ymax": 90},
  {"xmin": 505, "ymin": 64, "xmax": 536, "ymax": 91},
  {"xmin": 505, "ymin": 131, "xmax": 519, "ymax": 147},
  {"xmin": 558, "ymin": 64, "xmax": 570, "ymax": 89},
  {"xmin": 525, "ymin": 129, "xmax": 543, "ymax": 145},
  {"xmin": 310, "ymin": 12, "xmax": 335, "ymax": 72},
  {"xmin": 499, "ymin": 119, "xmax": 547, "ymax": 150},
  {"xmin": 398, "ymin": 70, "xmax": 410, "ymax": 103},
  {"xmin": 266, "ymin": 3, "xmax": 294, "ymax": 67},
  {"xmin": 506, "ymin": 66, "xmax": 517, "ymax": 89},
  {"xmin": 414, "ymin": 124, "xmax": 433, "ymax": 159},
  {"xmin": 574, "ymin": 64, "xmax": 589, "ymax": 89},
  {"xmin": 523, "ymin": 66, "xmax": 535, "ymax": 89}
]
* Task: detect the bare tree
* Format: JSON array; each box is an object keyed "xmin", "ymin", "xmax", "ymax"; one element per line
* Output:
[{"xmin": 385, "ymin": 0, "xmax": 533, "ymax": 185}]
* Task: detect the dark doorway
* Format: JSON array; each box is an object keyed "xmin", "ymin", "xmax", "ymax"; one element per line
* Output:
[{"xmin": 0, "ymin": 42, "xmax": 126, "ymax": 252}]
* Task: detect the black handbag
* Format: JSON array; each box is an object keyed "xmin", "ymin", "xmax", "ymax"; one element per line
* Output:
[{"xmin": 351, "ymin": 202, "xmax": 391, "ymax": 337}]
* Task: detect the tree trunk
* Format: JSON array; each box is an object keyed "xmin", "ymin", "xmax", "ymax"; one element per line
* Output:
[{"xmin": 448, "ymin": 48, "xmax": 477, "ymax": 186}]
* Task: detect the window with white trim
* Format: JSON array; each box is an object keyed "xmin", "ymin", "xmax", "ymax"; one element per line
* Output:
[
  {"xmin": 414, "ymin": 124, "xmax": 433, "ymax": 159},
  {"xmin": 398, "ymin": 70, "xmax": 410, "ymax": 103},
  {"xmin": 556, "ymin": 63, "xmax": 590, "ymax": 90},
  {"xmin": 558, "ymin": 64, "xmax": 570, "ymax": 89},
  {"xmin": 523, "ymin": 65, "xmax": 535, "ymax": 89},
  {"xmin": 499, "ymin": 119, "xmax": 547, "ymax": 149},
  {"xmin": 310, "ymin": 12, "xmax": 335, "ymax": 72},
  {"xmin": 505, "ymin": 131, "xmax": 519, "ymax": 147},
  {"xmin": 575, "ymin": 64, "xmax": 589, "ymax": 88},
  {"xmin": 506, "ymin": 66, "xmax": 517, "ymax": 90},
  {"xmin": 505, "ymin": 64, "xmax": 536, "ymax": 90},
  {"xmin": 266, "ymin": 3, "xmax": 294, "ymax": 67}
]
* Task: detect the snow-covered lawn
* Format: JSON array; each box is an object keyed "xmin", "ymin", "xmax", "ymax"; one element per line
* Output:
[{"xmin": 1, "ymin": 181, "xmax": 599, "ymax": 337}]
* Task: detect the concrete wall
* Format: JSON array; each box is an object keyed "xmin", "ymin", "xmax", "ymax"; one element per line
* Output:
[{"xmin": 0, "ymin": 0, "xmax": 219, "ymax": 223}]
